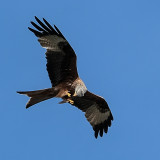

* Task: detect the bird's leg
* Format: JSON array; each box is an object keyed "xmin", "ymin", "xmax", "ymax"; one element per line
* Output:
[
  {"xmin": 67, "ymin": 92, "xmax": 71, "ymax": 97},
  {"xmin": 67, "ymin": 99, "xmax": 74, "ymax": 105},
  {"xmin": 66, "ymin": 91, "xmax": 74, "ymax": 104}
]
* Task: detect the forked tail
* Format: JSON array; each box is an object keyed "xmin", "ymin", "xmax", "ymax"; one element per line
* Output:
[{"xmin": 17, "ymin": 88, "xmax": 59, "ymax": 108}]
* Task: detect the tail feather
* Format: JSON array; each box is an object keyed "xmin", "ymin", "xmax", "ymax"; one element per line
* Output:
[{"xmin": 17, "ymin": 88, "xmax": 59, "ymax": 108}]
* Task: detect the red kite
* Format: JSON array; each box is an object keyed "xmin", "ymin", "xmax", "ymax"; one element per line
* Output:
[{"xmin": 17, "ymin": 17, "xmax": 113, "ymax": 138}]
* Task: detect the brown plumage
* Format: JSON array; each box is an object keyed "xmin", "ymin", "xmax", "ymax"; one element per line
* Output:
[{"xmin": 17, "ymin": 17, "xmax": 113, "ymax": 138}]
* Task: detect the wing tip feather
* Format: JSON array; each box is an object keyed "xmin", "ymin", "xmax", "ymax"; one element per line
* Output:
[
  {"xmin": 28, "ymin": 17, "xmax": 66, "ymax": 39},
  {"xmin": 93, "ymin": 112, "xmax": 113, "ymax": 138}
]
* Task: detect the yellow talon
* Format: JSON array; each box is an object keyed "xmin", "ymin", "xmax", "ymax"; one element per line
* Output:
[
  {"xmin": 68, "ymin": 99, "xmax": 74, "ymax": 104},
  {"xmin": 67, "ymin": 92, "xmax": 71, "ymax": 97}
]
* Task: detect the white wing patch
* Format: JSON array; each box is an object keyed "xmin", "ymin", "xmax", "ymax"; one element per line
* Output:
[
  {"xmin": 85, "ymin": 105, "xmax": 110, "ymax": 126},
  {"xmin": 38, "ymin": 35, "xmax": 66, "ymax": 51}
]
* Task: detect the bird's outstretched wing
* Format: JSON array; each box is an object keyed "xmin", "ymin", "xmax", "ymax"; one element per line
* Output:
[
  {"xmin": 28, "ymin": 16, "xmax": 78, "ymax": 87},
  {"xmin": 70, "ymin": 91, "xmax": 113, "ymax": 138}
]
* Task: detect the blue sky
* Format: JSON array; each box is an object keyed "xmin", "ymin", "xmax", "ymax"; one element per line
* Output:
[{"xmin": 1, "ymin": 0, "xmax": 160, "ymax": 159}]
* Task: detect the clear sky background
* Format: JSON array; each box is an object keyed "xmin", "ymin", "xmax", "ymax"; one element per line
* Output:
[{"xmin": 1, "ymin": 0, "xmax": 160, "ymax": 159}]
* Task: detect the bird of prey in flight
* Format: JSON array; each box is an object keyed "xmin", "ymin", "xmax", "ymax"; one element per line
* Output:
[{"xmin": 17, "ymin": 17, "xmax": 113, "ymax": 138}]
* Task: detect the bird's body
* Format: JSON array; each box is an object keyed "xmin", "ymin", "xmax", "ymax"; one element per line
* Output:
[{"xmin": 17, "ymin": 17, "xmax": 113, "ymax": 138}]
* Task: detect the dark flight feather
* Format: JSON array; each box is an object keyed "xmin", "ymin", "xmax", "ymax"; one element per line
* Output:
[
  {"xmin": 28, "ymin": 27, "xmax": 43, "ymax": 37},
  {"xmin": 31, "ymin": 21, "xmax": 47, "ymax": 33},
  {"xmin": 43, "ymin": 18, "xmax": 58, "ymax": 35},
  {"xmin": 35, "ymin": 16, "xmax": 53, "ymax": 33},
  {"xmin": 54, "ymin": 25, "xmax": 66, "ymax": 39}
]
